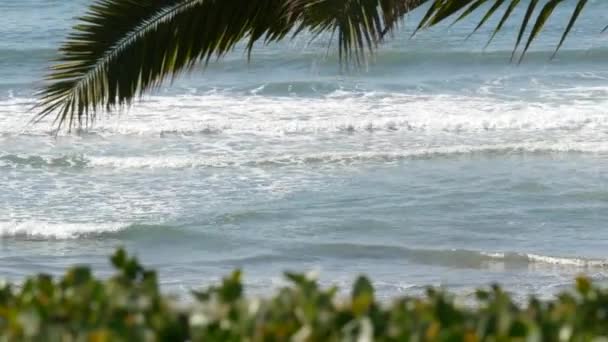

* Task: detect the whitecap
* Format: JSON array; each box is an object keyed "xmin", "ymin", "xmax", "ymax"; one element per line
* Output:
[{"xmin": 0, "ymin": 221, "xmax": 127, "ymax": 240}]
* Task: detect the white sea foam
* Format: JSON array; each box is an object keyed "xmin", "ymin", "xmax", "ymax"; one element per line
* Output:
[
  {"xmin": 87, "ymin": 155, "xmax": 234, "ymax": 169},
  {"xmin": 525, "ymin": 253, "xmax": 608, "ymax": 268},
  {"xmin": 479, "ymin": 251, "xmax": 608, "ymax": 269},
  {"xmin": 0, "ymin": 221, "xmax": 127, "ymax": 239},
  {"xmin": 83, "ymin": 142, "xmax": 608, "ymax": 169},
  {"xmin": 480, "ymin": 252, "xmax": 506, "ymax": 259},
  {"xmin": 2, "ymin": 139, "xmax": 607, "ymax": 170},
  {"xmin": 2, "ymin": 91, "xmax": 608, "ymax": 137}
]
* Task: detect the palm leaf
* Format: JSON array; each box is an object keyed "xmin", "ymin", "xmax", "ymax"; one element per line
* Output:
[
  {"xmin": 294, "ymin": 0, "xmax": 426, "ymax": 65},
  {"xmin": 36, "ymin": 0, "xmax": 295, "ymax": 130},
  {"xmin": 420, "ymin": 0, "xmax": 590, "ymax": 59},
  {"xmin": 552, "ymin": 0, "xmax": 587, "ymax": 59},
  {"xmin": 37, "ymin": 0, "xmax": 427, "ymax": 130},
  {"xmin": 36, "ymin": 0, "xmax": 592, "ymax": 130}
]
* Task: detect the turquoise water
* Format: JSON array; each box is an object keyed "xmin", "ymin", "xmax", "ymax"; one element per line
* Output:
[{"xmin": 1, "ymin": 0, "xmax": 608, "ymax": 299}]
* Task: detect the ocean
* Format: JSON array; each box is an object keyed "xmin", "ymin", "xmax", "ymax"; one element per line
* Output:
[{"xmin": 1, "ymin": 0, "xmax": 608, "ymax": 300}]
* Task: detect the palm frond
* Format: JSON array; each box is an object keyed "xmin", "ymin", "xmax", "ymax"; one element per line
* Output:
[
  {"xmin": 418, "ymin": 0, "xmax": 590, "ymax": 62},
  {"xmin": 36, "ymin": 0, "xmax": 295, "ymax": 130},
  {"xmin": 291, "ymin": 0, "xmax": 426, "ymax": 64},
  {"xmin": 36, "ymin": 0, "xmax": 593, "ymax": 130},
  {"xmin": 37, "ymin": 0, "xmax": 428, "ymax": 130}
]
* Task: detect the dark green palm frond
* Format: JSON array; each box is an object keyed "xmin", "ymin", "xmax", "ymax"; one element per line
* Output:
[
  {"xmin": 37, "ymin": 0, "xmax": 427, "ymax": 130},
  {"xmin": 291, "ymin": 0, "xmax": 426, "ymax": 64},
  {"xmin": 419, "ymin": 0, "xmax": 590, "ymax": 62},
  {"xmin": 37, "ymin": 0, "xmax": 592, "ymax": 130},
  {"xmin": 36, "ymin": 0, "xmax": 295, "ymax": 130}
]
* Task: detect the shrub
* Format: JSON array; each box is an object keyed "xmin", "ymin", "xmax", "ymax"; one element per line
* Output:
[{"xmin": 0, "ymin": 249, "xmax": 606, "ymax": 341}]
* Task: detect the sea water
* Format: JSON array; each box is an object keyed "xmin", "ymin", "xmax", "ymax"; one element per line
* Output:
[{"xmin": 1, "ymin": 0, "xmax": 608, "ymax": 300}]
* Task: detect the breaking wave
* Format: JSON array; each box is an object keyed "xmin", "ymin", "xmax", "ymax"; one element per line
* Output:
[
  {"xmin": 295, "ymin": 243, "xmax": 608, "ymax": 270},
  {"xmin": 0, "ymin": 154, "xmax": 88, "ymax": 168},
  {"xmin": 1, "ymin": 140, "xmax": 607, "ymax": 170},
  {"xmin": 0, "ymin": 221, "xmax": 128, "ymax": 240},
  {"xmin": 1, "ymin": 90, "xmax": 608, "ymax": 136},
  {"xmin": 1, "ymin": 223, "xmax": 605, "ymax": 271}
]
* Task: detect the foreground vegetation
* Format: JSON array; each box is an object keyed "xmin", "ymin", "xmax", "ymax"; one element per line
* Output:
[{"xmin": 0, "ymin": 249, "xmax": 606, "ymax": 341}]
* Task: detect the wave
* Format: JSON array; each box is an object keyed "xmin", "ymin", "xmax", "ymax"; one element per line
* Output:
[
  {"xmin": 143, "ymin": 241, "xmax": 608, "ymax": 270},
  {"xmin": 295, "ymin": 243, "xmax": 608, "ymax": 270},
  {"xmin": 0, "ymin": 154, "xmax": 88, "ymax": 168},
  {"xmin": 2, "ymin": 141, "xmax": 608, "ymax": 170},
  {"xmin": 68, "ymin": 143, "xmax": 608, "ymax": 168},
  {"xmin": 0, "ymin": 221, "xmax": 128, "ymax": 240},
  {"xmin": 523, "ymin": 253, "xmax": 608, "ymax": 268},
  {"xmin": 3, "ymin": 91, "xmax": 608, "ymax": 136},
  {"xmin": 1, "ymin": 222, "xmax": 605, "ymax": 270}
]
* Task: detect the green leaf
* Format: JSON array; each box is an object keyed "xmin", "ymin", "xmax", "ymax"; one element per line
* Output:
[
  {"xmin": 519, "ymin": 0, "xmax": 563, "ymax": 62},
  {"xmin": 36, "ymin": 0, "xmax": 430, "ymax": 130},
  {"xmin": 486, "ymin": 0, "xmax": 522, "ymax": 49},
  {"xmin": 35, "ymin": 0, "xmax": 594, "ymax": 130},
  {"xmin": 219, "ymin": 271, "xmax": 243, "ymax": 302},
  {"xmin": 552, "ymin": 0, "xmax": 588, "ymax": 59},
  {"xmin": 352, "ymin": 276, "xmax": 374, "ymax": 316},
  {"xmin": 511, "ymin": 0, "xmax": 540, "ymax": 62},
  {"xmin": 111, "ymin": 248, "xmax": 127, "ymax": 269},
  {"xmin": 576, "ymin": 277, "xmax": 592, "ymax": 295}
]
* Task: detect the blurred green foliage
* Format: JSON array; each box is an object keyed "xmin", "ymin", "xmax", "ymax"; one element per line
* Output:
[{"xmin": 0, "ymin": 249, "xmax": 607, "ymax": 341}]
